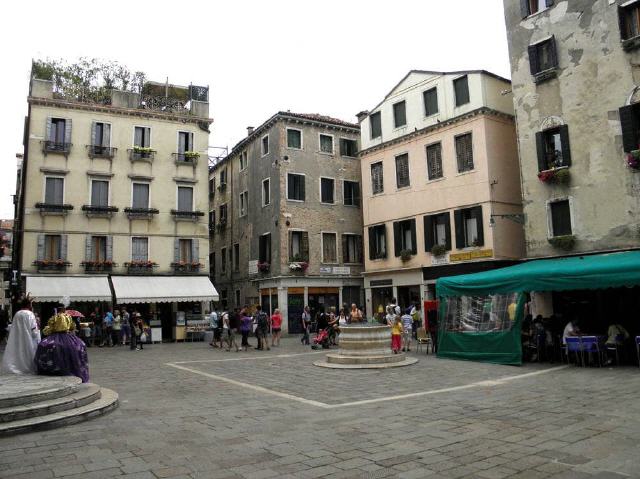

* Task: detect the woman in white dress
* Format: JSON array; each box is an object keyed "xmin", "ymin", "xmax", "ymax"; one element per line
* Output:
[{"xmin": 1, "ymin": 294, "xmax": 41, "ymax": 375}]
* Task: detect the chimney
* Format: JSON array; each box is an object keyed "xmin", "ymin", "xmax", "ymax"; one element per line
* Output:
[
  {"xmin": 247, "ymin": 126, "xmax": 255, "ymax": 136},
  {"xmin": 356, "ymin": 111, "xmax": 369, "ymax": 123}
]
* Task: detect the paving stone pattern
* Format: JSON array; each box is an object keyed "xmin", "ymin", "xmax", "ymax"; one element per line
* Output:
[{"xmin": 1, "ymin": 338, "xmax": 640, "ymax": 478}]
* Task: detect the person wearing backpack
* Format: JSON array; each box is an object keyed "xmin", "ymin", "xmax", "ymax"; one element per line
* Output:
[{"xmin": 254, "ymin": 305, "xmax": 270, "ymax": 351}]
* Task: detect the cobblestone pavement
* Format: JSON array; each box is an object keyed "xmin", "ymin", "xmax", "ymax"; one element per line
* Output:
[{"xmin": 1, "ymin": 337, "xmax": 640, "ymax": 479}]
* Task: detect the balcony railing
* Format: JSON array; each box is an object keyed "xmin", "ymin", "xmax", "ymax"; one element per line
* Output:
[
  {"xmin": 128, "ymin": 148, "xmax": 156, "ymax": 162},
  {"xmin": 170, "ymin": 209, "xmax": 205, "ymax": 221},
  {"xmin": 33, "ymin": 260, "xmax": 70, "ymax": 272},
  {"xmin": 35, "ymin": 203, "xmax": 74, "ymax": 215},
  {"xmin": 124, "ymin": 207, "xmax": 159, "ymax": 219},
  {"xmin": 125, "ymin": 261, "xmax": 158, "ymax": 275},
  {"xmin": 81, "ymin": 261, "xmax": 115, "ymax": 273},
  {"xmin": 87, "ymin": 145, "xmax": 117, "ymax": 159},
  {"xmin": 171, "ymin": 262, "xmax": 202, "ymax": 274},
  {"xmin": 173, "ymin": 152, "xmax": 200, "ymax": 165},
  {"xmin": 41, "ymin": 141, "xmax": 71, "ymax": 155},
  {"xmin": 81, "ymin": 205, "xmax": 119, "ymax": 217}
]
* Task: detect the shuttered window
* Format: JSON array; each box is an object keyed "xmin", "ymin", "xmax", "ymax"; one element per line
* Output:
[
  {"xmin": 91, "ymin": 236, "xmax": 107, "ymax": 261},
  {"xmin": 528, "ymin": 37, "xmax": 558, "ymax": 76},
  {"xmin": 393, "ymin": 101, "xmax": 407, "ymax": 128},
  {"xmin": 371, "ymin": 162, "xmax": 384, "ymax": 194},
  {"xmin": 395, "ymin": 153, "xmax": 410, "ymax": 188},
  {"xmin": 287, "ymin": 129, "xmax": 302, "ymax": 149},
  {"xmin": 221, "ymin": 248, "xmax": 227, "ymax": 273},
  {"xmin": 620, "ymin": 3, "xmax": 640, "ymax": 41},
  {"xmin": 343, "ymin": 181, "xmax": 360, "ymax": 206},
  {"xmin": 131, "ymin": 237, "xmax": 148, "ymax": 261},
  {"xmin": 455, "ymin": 133, "xmax": 474, "ymax": 172},
  {"xmin": 619, "ymin": 103, "xmax": 640, "ymax": 152},
  {"xmin": 45, "ymin": 177, "xmax": 64, "ymax": 204},
  {"xmin": 370, "ymin": 112, "xmax": 382, "ymax": 139},
  {"xmin": 179, "ymin": 239, "xmax": 193, "ymax": 262},
  {"xmin": 91, "ymin": 180, "xmax": 109, "ymax": 207},
  {"xmin": 392, "ymin": 219, "xmax": 417, "ymax": 256},
  {"xmin": 233, "ymin": 243, "xmax": 240, "ymax": 272},
  {"xmin": 290, "ymin": 231, "xmax": 309, "ymax": 261},
  {"xmin": 320, "ymin": 178, "xmax": 335, "ymax": 204},
  {"xmin": 49, "ymin": 118, "xmax": 66, "ymax": 144},
  {"xmin": 287, "ymin": 174, "xmax": 305, "ymax": 201},
  {"xmin": 550, "ymin": 200, "xmax": 572, "ymax": 237},
  {"xmin": 322, "ymin": 233, "xmax": 337, "ymax": 263},
  {"xmin": 240, "ymin": 191, "xmax": 248, "ymax": 217},
  {"xmin": 521, "ymin": 0, "xmax": 553, "ymax": 18},
  {"xmin": 342, "ymin": 234, "xmax": 363, "ymax": 264},
  {"xmin": 259, "ymin": 234, "xmax": 271, "ymax": 263},
  {"xmin": 453, "ymin": 76, "xmax": 470, "ymax": 107},
  {"xmin": 368, "ymin": 224, "xmax": 387, "ymax": 260},
  {"xmin": 454, "ymin": 206, "xmax": 484, "ymax": 248},
  {"xmin": 424, "ymin": 212, "xmax": 451, "ymax": 251},
  {"xmin": 340, "ymin": 138, "xmax": 357, "ymax": 157},
  {"xmin": 219, "ymin": 204, "xmax": 228, "ymax": 222},
  {"xmin": 178, "ymin": 131, "xmax": 193, "ymax": 153},
  {"xmin": 535, "ymin": 125, "xmax": 571, "ymax": 171},
  {"xmin": 426, "ymin": 142, "xmax": 443, "ymax": 180},
  {"xmin": 132, "ymin": 183, "xmax": 149, "ymax": 208},
  {"xmin": 134, "ymin": 126, "xmax": 151, "ymax": 147},
  {"xmin": 262, "ymin": 179, "xmax": 270, "ymax": 206},
  {"xmin": 177, "ymin": 186, "xmax": 193, "ymax": 211},
  {"xmin": 44, "ymin": 235, "xmax": 62, "ymax": 260},
  {"xmin": 320, "ymin": 134, "xmax": 334, "ymax": 154},
  {"xmin": 92, "ymin": 122, "xmax": 111, "ymax": 147},
  {"xmin": 262, "ymin": 135, "xmax": 269, "ymax": 155},
  {"xmin": 423, "ymin": 87, "xmax": 438, "ymax": 116}
]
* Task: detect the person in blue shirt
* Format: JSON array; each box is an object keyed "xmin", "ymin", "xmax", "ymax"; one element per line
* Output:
[{"xmin": 101, "ymin": 310, "xmax": 114, "ymax": 347}]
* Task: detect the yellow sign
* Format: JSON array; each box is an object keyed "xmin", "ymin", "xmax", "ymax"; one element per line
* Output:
[{"xmin": 449, "ymin": 249, "xmax": 494, "ymax": 262}]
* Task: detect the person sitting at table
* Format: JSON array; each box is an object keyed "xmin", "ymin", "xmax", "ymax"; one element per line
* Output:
[
  {"xmin": 605, "ymin": 321, "xmax": 630, "ymax": 365},
  {"xmin": 562, "ymin": 318, "xmax": 580, "ymax": 345}
]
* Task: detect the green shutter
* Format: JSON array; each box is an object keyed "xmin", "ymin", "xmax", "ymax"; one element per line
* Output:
[
  {"xmin": 368, "ymin": 227, "xmax": 375, "ymax": 260},
  {"xmin": 454, "ymin": 210, "xmax": 464, "ymax": 249},
  {"xmin": 620, "ymin": 105, "xmax": 640, "ymax": 153},
  {"xmin": 474, "ymin": 206, "xmax": 485, "ymax": 247},
  {"xmin": 444, "ymin": 212, "xmax": 452, "ymax": 251},
  {"xmin": 536, "ymin": 131, "xmax": 547, "ymax": 171},
  {"xmin": 410, "ymin": 219, "xmax": 417, "ymax": 255},
  {"xmin": 559, "ymin": 124, "xmax": 571, "ymax": 166},
  {"xmin": 424, "ymin": 215, "xmax": 435, "ymax": 251},
  {"xmin": 393, "ymin": 222, "xmax": 401, "ymax": 257}
]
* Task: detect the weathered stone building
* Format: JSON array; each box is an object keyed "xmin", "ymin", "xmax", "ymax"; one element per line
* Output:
[
  {"xmin": 209, "ymin": 112, "xmax": 362, "ymax": 332},
  {"xmin": 503, "ymin": 0, "xmax": 640, "ymax": 258}
]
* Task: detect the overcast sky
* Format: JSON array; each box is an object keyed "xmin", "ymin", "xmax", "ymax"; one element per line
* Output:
[{"xmin": 0, "ymin": 0, "xmax": 511, "ymax": 219}]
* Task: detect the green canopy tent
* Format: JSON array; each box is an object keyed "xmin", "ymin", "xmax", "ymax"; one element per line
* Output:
[{"xmin": 435, "ymin": 251, "xmax": 640, "ymax": 365}]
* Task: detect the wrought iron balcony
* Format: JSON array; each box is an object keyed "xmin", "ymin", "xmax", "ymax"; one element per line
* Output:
[
  {"xmin": 81, "ymin": 261, "xmax": 115, "ymax": 273},
  {"xmin": 35, "ymin": 203, "xmax": 74, "ymax": 215},
  {"xmin": 81, "ymin": 205, "xmax": 119, "ymax": 217},
  {"xmin": 124, "ymin": 207, "xmax": 159, "ymax": 219},
  {"xmin": 41, "ymin": 141, "xmax": 71, "ymax": 155},
  {"xmin": 87, "ymin": 145, "xmax": 117, "ymax": 159},
  {"xmin": 171, "ymin": 262, "xmax": 202, "ymax": 274},
  {"xmin": 170, "ymin": 209, "xmax": 205, "ymax": 221},
  {"xmin": 128, "ymin": 148, "xmax": 156, "ymax": 162},
  {"xmin": 173, "ymin": 152, "xmax": 200, "ymax": 165},
  {"xmin": 125, "ymin": 261, "xmax": 158, "ymax": 275}
]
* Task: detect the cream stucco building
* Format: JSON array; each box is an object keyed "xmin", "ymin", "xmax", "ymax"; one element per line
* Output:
[
  {"xmin": 358, "ymin": 70, "xmax": 525, "ymax": 315},
  {"xmin": 15, "ymin": 69, "xmax": 217, "ymax": 340}
]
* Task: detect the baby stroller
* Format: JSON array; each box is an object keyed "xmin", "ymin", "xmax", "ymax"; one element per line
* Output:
[{"xmin": 311, "ymin": 327, "xmax": 331, "ymax": 349}]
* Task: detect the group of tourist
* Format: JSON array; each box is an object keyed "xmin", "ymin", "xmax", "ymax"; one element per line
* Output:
[
  {"xmin": 207, "ymin": 304, "xmax": 283, "ymax": 352},
  {"xmin": 79, "ymin": 308, "xmax": 147, "ymax": 351},
  {"xmin": 385, "ymin": 298, "xmax": 421, "ymax": 354}
]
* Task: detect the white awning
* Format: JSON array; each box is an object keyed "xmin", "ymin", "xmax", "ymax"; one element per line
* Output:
[
  {"xmin": 111, "ymin": 276, "xmax": 219, "ymax": 304},
  {"xmin": 26, "ymin": 275, "xmax": 112, "ymax": 302}
]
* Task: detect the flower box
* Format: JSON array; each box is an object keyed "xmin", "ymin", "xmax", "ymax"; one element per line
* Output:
[
  {"xmin": 171, "ymin": 262, "xmax": 202, "ymax": 273},
  {"xmin": 538, "ymin": 166, "xmax": 570, "ymax": 185},
  {"xmin": 81, "ymin": 260, "xmax": 114, "ymax": 272},
  {"xmin": 400, "ymin": 249, "xmax": 413, "ymax": 262},
  {"xmin": 431, "ymin": 244, "xmax": 447, "ymax": 257},
  {"xmin": 289, "ymin": 261, "xmax": 309, "ymax": 272},
  {"xmin": 33, "ymin": 260, "xmax": 70, "ymax": 271}
]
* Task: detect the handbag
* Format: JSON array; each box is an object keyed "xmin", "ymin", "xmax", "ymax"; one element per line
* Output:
[
  {"xmin": 139, "ymin": 332, "xmax": 147, "ymax": 342},
  {"xmin": 134, "ymin": 326, "xmax": 142, "ymax": 336}
]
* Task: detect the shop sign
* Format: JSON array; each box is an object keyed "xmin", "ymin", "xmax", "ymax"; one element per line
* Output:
[
  {"xmin": 431, "ymin": 254, "xmax": 449, "ymax": 266},
  {"xmin": 449, "ymin": 249, "xmax": 494, "ymax": 262},
  {"xmin": 332, "ymin": 266, "xmax": 351, "ymax": 275},
  {"xmin": 248, "ymin": 260, "xmax": 258, "ymax": 275},
  {"xmin": 319, "ymin": 266, "xmax": 332, "ymax": 274}
]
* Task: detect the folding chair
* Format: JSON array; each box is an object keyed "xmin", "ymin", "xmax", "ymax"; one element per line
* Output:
[{"xmin": 416, "ymin": 327, "xmax": 431, "ymax": 354}]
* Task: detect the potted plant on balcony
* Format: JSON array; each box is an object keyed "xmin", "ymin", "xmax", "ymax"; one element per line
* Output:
[
  {"xmin": 538, "ymin": 166, "xmax": 570, "ymax": 185},
  {"xmin": 627, "ymin": 150, "xmax": 640, "ymax": 170},
  {"xmin": 132, "ymin": 146, "xmax": 154, "ymax": 159},
  {"xmin": 400, "ymin": 249, "xmax": 413, "ymax": 262},
  {"xmin": 547, "ymin": 234, "xmax": 576, "ymax": 251},
  {"xmin": 431, "ymin": 244, "xmax": 447, "ymax": 257},
  {"xmin": 289, "ymin": 255, "xmax": 309, "ymax": 272},
  {"xmin": 258, "ymin": 262, "xmax": 270, "ymax": 273},
  {"xmin": 183, "ymin": 151, "xmax": 200, "ymax": 161}
]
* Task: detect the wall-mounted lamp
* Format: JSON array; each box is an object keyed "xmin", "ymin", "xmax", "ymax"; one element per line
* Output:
[{"xmin": 489, "ymin": 213, "xmax": 525, "ymax": 227}]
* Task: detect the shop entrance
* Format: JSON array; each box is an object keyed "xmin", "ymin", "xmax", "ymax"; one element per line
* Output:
[
  {"xmin": 397, "ymin": 285, "xmax": 421, "ymax": 312},
  {"xmin": 371, "ymin": 287, "xmax": 393, "ymax": 323},
  {"xmin": 287, "ymin": 294, "xmax": 304, "ymax": 334},
  {"xmin": 159, "ymin": 303, "xmax": 173, "ymax": 342},
  {"xmin": 308, "ymin": 288, "xmax": 339, "ymax": 325}
]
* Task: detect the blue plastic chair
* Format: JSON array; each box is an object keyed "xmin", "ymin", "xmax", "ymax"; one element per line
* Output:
[
  {"xmin": 579, "ymin": 336, "xmax": 602, "ymax": 367},
  {"xmin": 565, "ymin": 337, "xmax": 583, "ymax": 366}
]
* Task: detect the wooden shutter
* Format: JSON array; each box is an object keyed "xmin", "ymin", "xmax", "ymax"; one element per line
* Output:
[
  {"xmin": 409, "ymin": 219, "xmax": 417, "ymax": 254},
  {"xmin": 619, "ymin": 6, "xmax": 628, "ymax": 41},
  {"xmin": 60, "ymin": 235, "xmax": 68, "ymax": 260},
  {"xmin": 424, "ymin": 215, "xmax": 435, "ymax": 251},
  {"xmin": 355, "ymin": 236, "xmax": 363, "ymax": 263},
  {"xmin": 393, "ymin": 222, "xmax": 401, "ymax": 257},
  {"xmin": 174, "ymin": 238, "xmax": 180, "ymax": 262},
  {"xmin": 85, "ymin": 235, "xmax": 92, "ymax": 261},
  {"xmin": 342, "ymin": 235, "xmax": 349, "ymax": 263},
  {"xmin": 473, "ymin": 206, "xmax": 484, "ymax": 247},
  {"xmin": 91, "ymin": 122, "xmax": 97, "ymax": 146},
  {"xmin": 368, "ymin": 227, "xmax": 376, "ymax": 260},
  {"xmin": 454, "ymin": 210, "xmax": 464, "ymax": 249},
  {"xmin": 64, "ymin": 118, "xmax": 72, "ymax": 145},
  {"xmin": 134, "ymin": 127, "xmax": 142, "ymax": 147},
  {"xmin": 549, "ymin": 36, "xmax": 558, "ymax": 69},
  {"xmin": 528, "ymin": 44, "xmax": 539, "ymax": 75},
  {"xmin": 106, "ymin": 236, "xmax": 113, "ymax": 261},
  {"xmin": 559, "ymin": 124, "xmax": 572, "ymax": 166},
  {"xmin": 443, "ymin": 212, "xmax": 452, "ymax": 251},
  {"xmin": 521, "ymin": 0, "xmax": 530, "ymax": 18},
  {"xmin": 300, "ymin": 176, "xmax": 306, "ymax": 201},
  {"xmin": 619, "ymin": 105, "xmax": 640, "ymax": 152},
  {"xmin": 45, "ymin": 117, "xmax": 52, "ymax": 142},
  {"xmin": 192, "ymin": 239, "xmax": 199, "ymax": 264},
  {"xmin": 301, "ymin": 232, "xmax": 309, "ymax": 261},
  {"xmin": 103, "ymin": 123, "xmax": 111, "ymax": 147},
  {"xmin": 37, "ymin": 234, "xmax": 45, "ymax": 261},
  {"xmin": 535, "ymin": 131, "xmax": 547, "ymax": 171}
]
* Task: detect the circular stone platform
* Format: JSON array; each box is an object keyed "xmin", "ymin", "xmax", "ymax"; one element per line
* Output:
[{"xmin": 313, "ymin": 324, "xmax": 418, "ymax": 369}]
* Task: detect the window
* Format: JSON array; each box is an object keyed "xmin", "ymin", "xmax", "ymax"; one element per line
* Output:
[
  {"xmin": 177, "ymin": 186, "xmax": 193, "ymax": 211},
  {"xmin": 131, "ymin": 237, "xmax": 148, "ymax": 261},
  {"xmin": 179, "ymin": 239, "xmax": 193, "ymax": 263},
  {"xmin": 528, "ymin": 37, "xmax": 558, "ymax": 77},
  {"xmin": 620, "ymin": 103, "xmax": 640, "ymax": 152},
  {"xmin": 209, "ymin": 210, "xmax": 215, "ymax": 227},
  {"xmin": 240, "ymin": 191, "xmax": 248, "ymax": 217},
  {"xmin": 220, "ymin": 168, "xmax": 227, "ymax": 185},
  {"xmin": 289, "ymin": 231, "xmax": 309, "ymax": 261},
  {"xmin": 320, "ymin": 178, "xmax": 335, "ymax": 204},
  {"xmin": 91, "ymin": 180, "xmax": 109, "ymax": 207},
  {"xmin": 262, "ymin": 178, "xmax": 270, "ymax": 206},
  {"xmin": 393, "ymin": 101, "xmax": 407, "ymax": 128},
  {"xmin": 424, "ymin": 212, "xmax": 451, "ymax": 251},
  {"xmin": 177, "ymin": 131, "xmax": 194, "ymax": 160},
  {"xmin": 536, "ymin": 125, "xmax": 571, "ymax": 171},
  {"xmin": 322, "ymin": 232, "xmax": 337, "ymax": 263},
  {"xmin": 287, "ymin": 173, "xmax": 305, "ymax": 201},
  {"xmin": 235, "ymin": 290, "xmax": 241, "ymax": 307},
  {"xmin": 454, "ymin": 206, "xmax": 484, "ymax": 248},
  {"xmin": 549, "ymin": 199, "xmax": 572, "ymax": 237},
  {"xmin": 522, "ymin": 0, "xmax": 552, "ymax": 18},
  {"xmin": 91, "ymin": 236, "xmax": 107, "ymax": 261},
  {"xmin": 370, "ymin": 112, "xmax": 382, "ymax": 139},
  {"xmin": 221, "ymin": 247, "xmax": 227, "ymax": 273},
  {"xmin": 319, "ymin": 134, "xmax": 334, "ymax": 154},
  {"xmin": 368, "ymin": 224, "xmax": 387, "ymax": 260},
  {"xmin": 453, "ymin": 76, "xmax": 470, "ymax": 107},
  {"xmin": 393, "ymin": 219, "xmax": 417, "ymax": 256},
  {"xmin": 48, "ymin": 118, "xmax": 67, "ymax": 145},
  {"xmin": 240, "ymin": 151, "xmax": 248, "ymax": 171},
  {"xmin": 287, "ymin": 128, "xmax": 302, "ymax": 149},
  {"xmin": 620, "ymin": 2, "xmax": 640, "ymax": 42},
  {"xmin": 371, "ymin": 162, "xmax": 384, "ymax": 194},
  {"xmin": 134, "ymin": 126, "xmax": 151, "ymax": 148},
  {"xmin": 208, "ymin": 178, "xmax": 215, "ymax": 196},
  {"xmin": 340, "ymin": 138, "xmax": 357, "ymax": 157},
  {"xmin": 44, "ymin": 234, "xmax": 62, "ymax": 260},
  {"xmin": 426, "ymin": 143, "xmax": 443, "ymax": 180},
  {"xmin": 423, "ymin": 87, "xmax": 438, "ymax": 117},
  {"xmin": 262, "ymin": 135, "xmax": 269, "ymax": 156},
  {"xmin": 342, "ymin": 234, "xmax": 363, "ymax": 264},
  {"xmin": 455, "ymin": 133, "xmax": 474, "ymax": 172},
  {"xmin": 44, "ymin": 177, "xmax": 64, "ymax": 204},
  {"xmin": 92, "ymin": 122, "xmax": 111, "ymax": 148},
  {"xmin": 211, "ymin": 252, "xmax": 215, "ymax": 275},
  {"xmin": 343, "ymin": 181, "xmax": 360, "ymax": 206},
  {"xmin": 233, "ymin": 243, "xmax": 240, "ymax": 272},
  {"xmin": 219, "ymin": 204, "xmax": 228, "ymax": 223},
  {"xmin": 395, "ymin": 153, "xmax": 410, "ymax": 188},
  {"xmin": 259, "ymin": 233, "xmax": 271, "ymax": 264}
]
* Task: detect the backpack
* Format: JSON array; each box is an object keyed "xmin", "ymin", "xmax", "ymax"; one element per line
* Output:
[{"xmin": 257, "ymin": 311, "xmax": 268, "ymax": 329}]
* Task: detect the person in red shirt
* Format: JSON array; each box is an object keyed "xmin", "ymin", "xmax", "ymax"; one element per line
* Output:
[{"xmin": 271, "ymin": 309, "xmax": 283, "ymax": 347}]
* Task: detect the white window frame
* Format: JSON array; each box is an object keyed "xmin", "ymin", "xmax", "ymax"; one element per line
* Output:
[
  {"xmin": 43, "ymin": 175, "xmax": 65, "ymax": 204},
  {"xmin": 89, "ymin": 177, "xmax": 111, "ymax": 207},
  {"xmin": 132, "ymin": 125, "xmax": 152, "ymax": 148},
  {"xmin": 176, "ymin": 185, "xmax": 195, "ymax": 211},
  {"xmin": 318, "ymin": 133, "xmax": 335, "ymax": 155},
  {"xmin": 320, "ymin": 231, "xmax": 338, "ymax": 264},
  {"xmin": 286, "ymin": 127, "xmax": 303, "ymax": 150},
  {"xmin": 131, "ymin": 181, "xmax": 151, "ymax": 208},
  {"xmin": 339, "ymin": 137, "xmax": 358, "ymax": 158},
  {"xmin": 342, "ymin": 179, "xmax": 360, "ymax": 207},
  {"xmin": 261, "ymin": 134, "xmax": 269, "ymax": 157},
  {"xmin": 286, "ymin": 172, "xmax": 306, "ymax": 202},
  {"xmin": 342, "ymin": 233, "xmax": 362, "ymax": 265},
  {"xmin": 239, "ymin": 190, "xmax": 248, "ymax": 217},
  {"xmin": 176, "ymin": 130, "xmax": 195, "ymax": 152},
  {"xmin": 130, "ymin": 236, "xmax": 150, "ymax": 262},
  {"xmin": 262, "ymin": 178, "xmax": 271, "ymax": 207},
  {"xmin": 319, "ymin": 176, "xmax": 336, "ymax": 205},
  {"xmin": 546, "ymin": 196, "xmax": 575, "ymax": 239},
  {"xmin": 240, "ymin": 151, "xmax": 248, "ymax": 171}
]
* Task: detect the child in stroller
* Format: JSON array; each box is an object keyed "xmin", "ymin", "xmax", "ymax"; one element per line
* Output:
[{"xmin": 311, "ymin": 327, "xmax": 331, "ymax": 349}]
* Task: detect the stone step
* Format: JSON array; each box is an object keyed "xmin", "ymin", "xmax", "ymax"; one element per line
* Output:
[
  {"xmin": 0, "ymin": 383, "xmax": 101, "ymax": 423},
  {"xmin": 0, "ymin": 387, "xmax": 118, "ymax": 437},
  {"xmin": 0, "ymin": 376, "xmax": 82, "ymax": 408}
]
